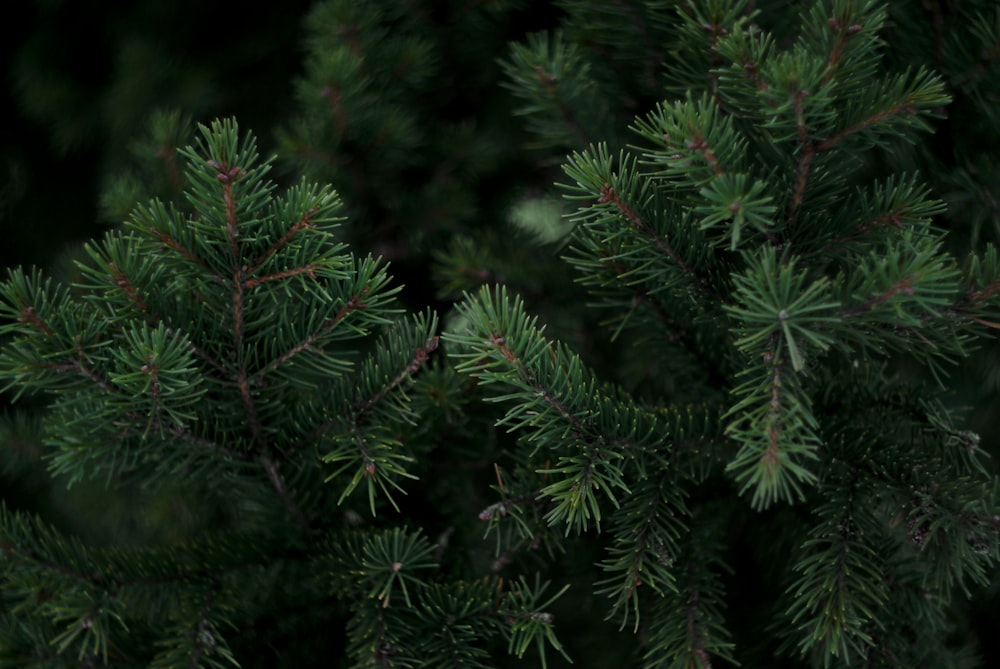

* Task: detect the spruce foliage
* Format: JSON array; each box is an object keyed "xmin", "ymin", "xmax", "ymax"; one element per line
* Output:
[
  {"xmin": 0, "ymin": 120, "xmax": 566, "ymax": 667},
  {"xmin": 2, "ymin": 1, "xmax": 1000, "ymax": 667}
]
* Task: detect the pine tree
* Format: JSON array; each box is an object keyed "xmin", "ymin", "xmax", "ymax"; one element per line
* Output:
[
  {"xmin": 444, "ymin": 0, "xmax": 1000, "ymax": 666},
  {"xmin": 2, "ymin": 1, "xmax": 1000, "ymax": 668},
  {"xmin": 0, "ymin": 120, "xmax": 569, "ymax": 667}
]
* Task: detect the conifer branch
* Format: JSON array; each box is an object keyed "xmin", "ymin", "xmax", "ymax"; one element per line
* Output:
[
  {"xmin": 252, "ymin": 286, "xmax": 371, "ymax": 383},
  {"xmin": 2, "ymin": 4, "xmax": 999, "ymax": 666},
  {"xmin": 246, "ymin": 209, "xmax": 317, "ymax": 275},
  {"xmin": 149, "ymin": 226, "xmax": 220, "ymax": 279},
  {"xmin": 821, "ymin": 16, "xmax": 864, "ymax": 86},
  {"xmin": 68, "ymin": 354, "xmax": 118, "ymax": 396},
  {"xmin": 597, "ymin": 182, "xmax": 707, "ymax": 292},
  {"xmin": 789, "ymin": 90, "xmax": 816, "ymax": 229},
  {"xmin": 243, "ymin": 265, "xmax": 320, "ymax": 288},
  {"xmin": 818, "ymin": 99, "xmax": 925, "ymax": 151},
  {"xmin": 211, "ymin": 160, "xmax": 244, "ymax": 262},
  {"xmin": 108, "ymin": 262, "xmax": 152, "ymax": 316},
  {"xmin": 15, "ymin": 305, "xmax": 54, "ymax": 336},
  {"xmin": 352, "ymin": 336, "xmax": 439, "ymax": 416}
]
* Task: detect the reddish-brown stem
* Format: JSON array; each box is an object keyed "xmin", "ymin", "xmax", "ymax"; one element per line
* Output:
[
  {"xmin": 598, "ymin": 182, "xmax": 709, "ymax": 296},
  {"xmin": 684, "ymin": 131, "xmax": 725, "ymax": 176},
  {"xmin": 788, "ymin": 89, "xmax": 815, "ymax": 230},
  {"xmin": 297, "ymin": 335, "xmax": 437, "ymax": 456},
  {"xmin": 842, "ymin": 276, "xmax": 916, "ymax": 318},
  {"xmin": 252, "ymin": 287, "xmax": 371, "ymax": 383},
  {"xmin": 489, "ymin": 335, "xmax": 589, "ymax": 436},
  {"xmin": 818, "ymin": 100, "xmax": 920, "ymax": 152},
  {"xmin": 109, "ymin": 262, "xmax": 152, "ymax": 315},
  {"xmin": 149, "ymin": 227, "xmax": 220, "ymax": 279},
  {"xmin": 17, "ymin": 306, "xmax": 54, "ymax": 336},
  {"xmin": 821, "ymin": 17, "xmax": 862, "ymax": 87},
  {"xmin": 244, "ymin": 265, "xmax": 320, "ymax": 289},
  {"xmin": 967, "ymin": 277, "xmax": 1000, "ymax": 304},
  {"xmin": 763, "ymin": 361, "xmax": 784, "ymax": 472},
  {"xmin": 353, "ymin": 337, "xmax": 440, "ymax": 415},
  {"xmin": 247, "ymin": 209, "xmax": 318, "ymax": 275}
]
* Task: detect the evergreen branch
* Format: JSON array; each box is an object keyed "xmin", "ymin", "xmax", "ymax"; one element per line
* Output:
[
  {"xmin": 77, "ymin": 235, "xmax": 231, "ymax": 378},
  {"xmin": 319, "ymin": 313, "xmax": 438, "ymax": 514},
  {"xmin": 789, "ymin": 90, "xmax": 815, "ymax": 229},
  {"xmin": 960, "ymin": 244, "xmax": 1000, "ymax": 314},
  {"xmin": 447, "ymin": 286, "xmax": 688, "ymax": 533},
  {"xmin": 724, "ymin": 354, "xmax": 822, "ymax": 510},
  {"xmin": 329, "ymin": 528, "xmax": 438, "ymax": 610},
  {"xmin": 817, "ymin": 68, "xmax": 950, "ymax": 152},
  {"xmin": 0, "ymin": 532, "xmax": 102, "ymax": 591},
  {"xmin": 643, "ymin": 517, "xmax": 735, "ymax": 669},
  {"xmin": 108, "ymin": 261, "xmax": 153, "ymax": 316},
  {"xmin": 16, "ymin": 305, "xmax": 54, "ymax": 336},
  {"xmin": 145, "ymin": 423, "xmax": 245, "ymax": 461},
  {"xmin": 149, "ymin": 591, "xmax": 240, "ymax": 669},
  {"xmin": 242, "ymin": 264, "xmax": 322, "ymax": 289},
  {"xmin": 408, "ymin": 579, "xmax": 500, "ymax": 668},
  {"xmin": 802, "ymin": 0, "xmax": 886, "ymax": 87},
  {"xmin": 821, "ymin": 22, "xmax": 861, "ymax": 86},
  {"xmin": 148, "ymin": 223, "xmax": 220, "ymax": 280},
  {"xmin": 898, "ymin": 475, "xmax": 999, "ymax": 599},
  {"xmin": 561, "ymin": 145, "xmax": 722, "ymax": 299},
  {"xmin": 449, "ymin": 285, "xmax": 667, "ymax": 454},
  {"xmin": 64, "ymin": 354, "xmax": 119, "ymax": 396},
  {"xmin": 814, "ymin": 174, "xmax": 946, "ymax": 255},
  {"xmin": 253, "ymin": 286, "xmax": 369, "ymax": 383},
  {"xmin": 831, "ymin": 234, "xmax": 967, "ymax": 377},
  {"xmin": 818, "ymin": 98, "xmax": 930, "ymax": 151},
  {"xmin": 485, "ymin": 333, "xmax": 587, "ymax": 437},
  {"xmin": 783, "ymin": 483, "xmax": 889, "ymax": 664},
  {"xmin": 631, "ymin": 94, "xmax": 748, "ymax": 187},
  {"xmin": 595, "ymin": 476, "xmax": 687, "ymax": 632},
  {"xmin": 498, "ymin": 575, "xmax": 571, "ymax": 669},
  {"xmin": 246, "ymin": 207, "xmax": 317, "ymax": 276},
  {"xmin": 478, "ymin": 463, "xmax": 557, "ymax": 565},
  {"xmin": 728, "ymin": 248, "xmax": 840, "ymax": 372},
  {"xmin": 351, "ymin": 334, "xmax": 439, "ymax": 418},
  {"xmin": 248, "ymin": 255, "xmax": 400, "ymax": 388},
  {"xmin": 841, "ymin": 274, "xmax": 917, "ymax": 316},
  {"xmin": 208, "ymin": 158, "xmax": 244, "ymax": 262},
  {"xmin": 596, "ymin": 181, "xmax": 704, "ymax": 288},
  {"xmin": 332, "ymin": 424, "xmax": 417, "ymax": 517},
  {"xmin": 250, "ymin": 285, "xmax": 369, "ymax": 383}
]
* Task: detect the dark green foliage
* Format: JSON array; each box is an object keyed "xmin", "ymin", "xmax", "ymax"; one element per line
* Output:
[
  {"xmin": 0, "ymin": 120, "xmax": 567, "ymax": 667},
  {"xmin": 444, "ymin": 1, "xmax": 1000, "ymax": 666},
  {"xmin": 276, "ymin": 0, "xmax": 554, "ymax": 271},
  {"xmin": 2, "ymin": 1, "xmax": 1000, "ymax": 667}
]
